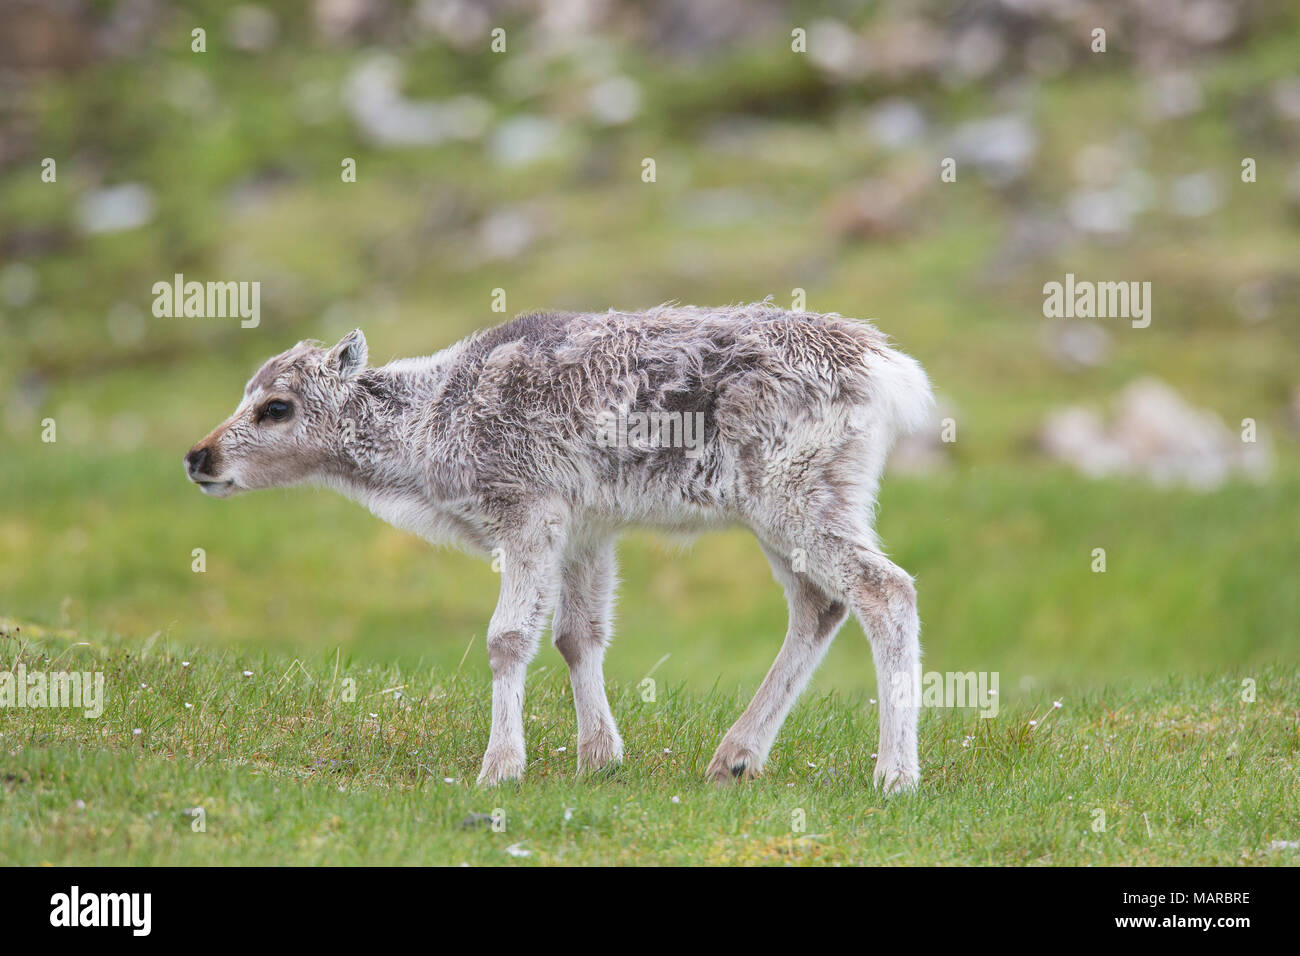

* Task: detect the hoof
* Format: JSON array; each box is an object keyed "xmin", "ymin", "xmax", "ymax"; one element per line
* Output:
[
  {"xmin": 577, "ymin": 728, "xmax": 624, "ymax": 775},
  {"xmin": 706, "ymin": 742, "xmax": 763, "ymax": 786},
  {"xmin": 476, "ymin": 748, "xmax": 526, "ymax": 787},
  {"xmin": 873, "ymin": 761, "xmax": 920, "ymax": 796}
]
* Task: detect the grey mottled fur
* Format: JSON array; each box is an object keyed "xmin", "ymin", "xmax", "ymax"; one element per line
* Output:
[{"xmin": 185, "ymin": 303, "xmax": 934, "ymax": 792}]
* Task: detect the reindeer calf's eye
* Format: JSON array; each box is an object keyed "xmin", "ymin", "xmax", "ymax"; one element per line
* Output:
[{"xmin": 263, "ymin": 400, "xmax": 293, "ymax": 422}]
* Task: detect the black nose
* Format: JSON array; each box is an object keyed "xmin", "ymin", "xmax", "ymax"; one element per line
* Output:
[{"xmin": 185, "ymin": 446, "xmax": 210, "ymax": 477}]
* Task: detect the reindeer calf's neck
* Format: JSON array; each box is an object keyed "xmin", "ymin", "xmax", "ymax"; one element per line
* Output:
[{"xmin": 328, "ymin": 360, "xmax": 467, "ymax": 539}]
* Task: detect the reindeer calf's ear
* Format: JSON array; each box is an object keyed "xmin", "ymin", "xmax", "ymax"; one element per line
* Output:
[{"xmin": 329, "ymin": 329, "xmax": 368, "ymax": 380}]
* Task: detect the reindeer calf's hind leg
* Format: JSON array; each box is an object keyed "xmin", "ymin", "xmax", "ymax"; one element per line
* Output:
[
  {"xmin": 553, "ymin": 540, "xmax": 623, "ymax": 773},
  {"xmin": 707, "ymin": 544, "xmax": 849, "ymax": 784},
  {"xmin": 838, "ymin": 543, "xmax": 922, "ymax": 795}
]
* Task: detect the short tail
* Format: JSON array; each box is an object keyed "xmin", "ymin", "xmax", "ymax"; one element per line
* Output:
[{"xmin": 870, "ymin": 347, "xmax": 935, "ymax": 443}]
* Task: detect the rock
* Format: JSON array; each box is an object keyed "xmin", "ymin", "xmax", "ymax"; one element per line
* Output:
[
  {"xmin": 947, "ymin": 114, "xmax": 1037, "ymax": 185},
  {"xmin": 948, "ymin": 23, "xmax": 1005, "ymax": 82},
  {"xmin": 534, "ymin": 0, "xmax": 609, "ymax": 46},
  {"xmin": 1040, "ymin": 406, "xmax": 1128, "ymax": 479},
  {"xmin": 865, "ymin": 98, "xmax": 927, "ymax": 151},
  {"xmin": 343, "ymin": 54, "xmax": 491, "ymax": 147},
  {"xmin": 1178, "ymin": 0, "xmax": 1237, "ymax": 46},
  {"xmin": 76, "ymin": 183, "xmax": 155, "ymax": 234},
  {"xmin": 414, "ymin": 0, "xmax": 490, "ymax": 51},
  {"xmin": 587, "ymin": 75, "xmax": 641, "ymax": 126},
  {"xmin": 1065, "ymin": 187, "xmax": 1135, "ymax": 237},
  {"xmin": 489, "ymin": 115, "xmax": 564, "ymax": 167},
  {"xmin": 1040, "ymin": 379, "xmax": 1274, "ymax": 490},
  {"xmin": 1064, "ymin": 155, "xmax": 1153, "ymax": 237},
  {"xmin": 807, "ymin": 19, "xmax": 868, "ymax": 81}
]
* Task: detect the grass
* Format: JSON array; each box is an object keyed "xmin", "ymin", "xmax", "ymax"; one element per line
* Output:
[
  {"xmin": 3, "ymin": 5, "xmax": 1299, "ymax": 866},
  {"xmin": 2, "ymin": 622, "xmax": 1297, "ymax": 866}
]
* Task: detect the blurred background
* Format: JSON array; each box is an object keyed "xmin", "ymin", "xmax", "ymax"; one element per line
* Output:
[{"xmin": 1, "ymin": 0, "xmax": 1297, "ymax": 698}]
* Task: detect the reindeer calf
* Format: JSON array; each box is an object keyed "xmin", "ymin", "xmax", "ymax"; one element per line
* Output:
[{"xmin": 185, "ymin": 304, "xmax": 934, "ymax": 792}]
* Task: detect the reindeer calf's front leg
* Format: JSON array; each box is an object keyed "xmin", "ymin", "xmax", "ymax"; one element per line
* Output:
[
  {"xmin": 478, "ymin": 629, "xmax": 534, "ymax": 786},
  {"xmin": 476, "ymin": 526, "xmax": 563, "ymax": 787}
]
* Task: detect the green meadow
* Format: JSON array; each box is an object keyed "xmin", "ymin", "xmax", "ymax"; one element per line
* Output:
[
  {"xmin": 2, "ymin": 624, "xmax": 1297, "ymax": 865},
  {"xmin": 1, "ymin": 2, "xmax": 1297, "ymax": 864}
]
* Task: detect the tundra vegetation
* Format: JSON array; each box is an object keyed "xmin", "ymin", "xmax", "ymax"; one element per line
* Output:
[
  {"xmin": 1, "ymin": 1, "xmax": 1298, "ymax": 864},
  {"xmin": 2, "ymin": 622, "xmax": 1297, "ymax": 865}
]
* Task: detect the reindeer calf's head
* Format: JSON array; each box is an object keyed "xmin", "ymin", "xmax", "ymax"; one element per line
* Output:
[{"xmin": 184, "ymin": 330, "xmax": 367, "ymax": 498}]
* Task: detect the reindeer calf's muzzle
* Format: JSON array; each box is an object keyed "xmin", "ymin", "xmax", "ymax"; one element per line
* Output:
[
  {"xmin": 184, "ymin": 441, "xmax": 235, "ymax": 495},
  {"xmin": 184, "ymin": 445, "xmax": 211, "ymax": 477}
]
